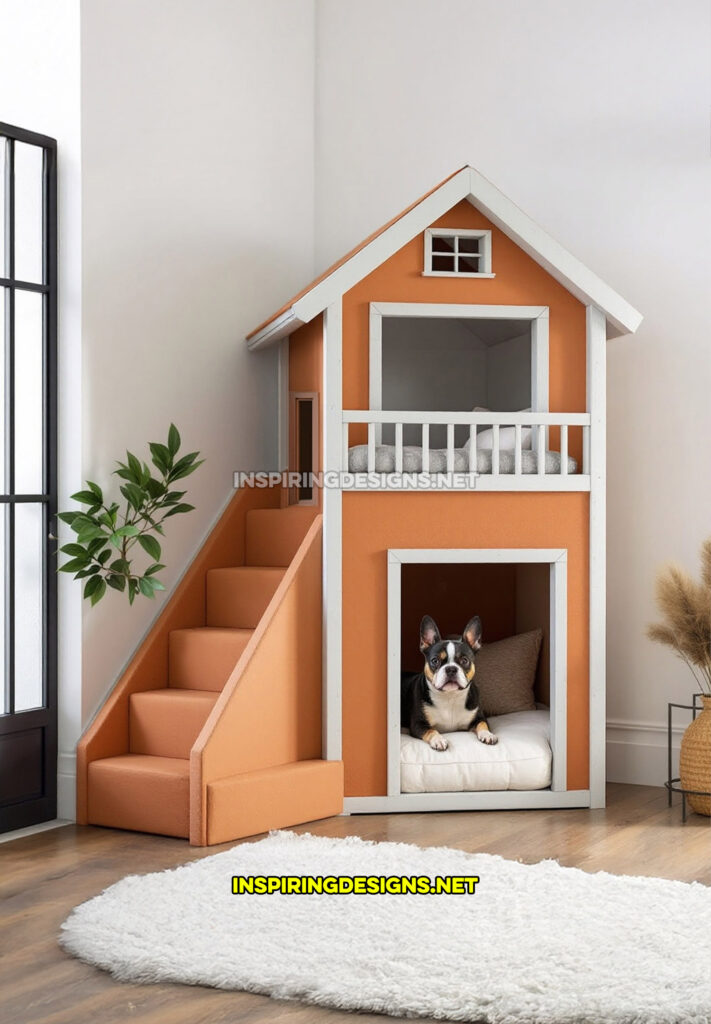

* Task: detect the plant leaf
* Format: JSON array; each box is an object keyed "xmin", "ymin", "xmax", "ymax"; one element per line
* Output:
[
  {"xmin": 114, "ymin": 524, "xmax": 140, "ymax": 538},
  {"xmin": 138, "ymin": 535, "xmax": 161, "ymax": 561},
  {"xmin": 59, "ymin": 557, "xmax": 90, "ymax": 573},
  {"xmin": 84, "ymin": 575, "xmax": 102, "ymax": 599},
  {"xmin": 163, "ymin": 503, "xmax": 195, "ymax": 518},
  {"xmin": 149, "ymin": 442, "xmax": 170, "ymax": 475},
  {"xmin": 87, "ymin": 480, "xmax": 103, "ymax": 501},
  {"xmin": 90, "ymin": 578, "xmax": 107, "ymax": 606},
  {"xmin": 57, "ymin": 511, "xmax": 80, "ymax": 526},
  {"xmin": 106, "ymin": 574, "xmax": 126, "ymax": 592},
  {"xmin": 144, "ymin": 563, "xmax": 166, "ymax": 576},
  {"xmin": 77, "ymin": 527, "xmax": 106, "ymax": 545},
  {"xmin": 138, "ymin": 576, "xmax": 156, "ymax": 598},
  {"xmin": 167, "ymin": 424, "xmax": 181, "ymax": 456},
  {"xmin": 71, "ymin": 489, "xmax": 102, "ymax": 505},
  {"xmin": 60, "ymin": 543, "xmax": 88, "ymax": 557}
]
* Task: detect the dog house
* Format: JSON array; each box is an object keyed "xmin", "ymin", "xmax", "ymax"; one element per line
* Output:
[
  {"xmin": 246, "ymin": 166, "xmax": 642, "ymax": 815},
  {"xmin": 74, "ymin": 165, "xmax": 643, "ymax": 848}
]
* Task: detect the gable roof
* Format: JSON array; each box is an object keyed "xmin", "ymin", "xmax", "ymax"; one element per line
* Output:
[{"xmin": 246, "ymin": 166, "xmax": 642, "ymax": 349}]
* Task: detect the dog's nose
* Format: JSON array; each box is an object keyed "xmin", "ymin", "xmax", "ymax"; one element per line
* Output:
[{"xmin": 445, "ymin": 664, "xmax": 458, "ymax": 677}]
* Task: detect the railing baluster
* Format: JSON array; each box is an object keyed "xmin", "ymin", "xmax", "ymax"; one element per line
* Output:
[
  {"xmin": 342, "ymin": 422, "xmax": 350, "ymax": 473},
  {"xmin": 367, "ymin": 421, "xmax": 376, "ymax": 473},
  {"xmin": 492, "ymin": 424, "xmax": 500, "ymax": 475},
  {"xmin": 583, "ymin": 424, "xmax": 590, "ymax": 475},
  {"xmin": 560, "ymin": 424, "xmax": 568, "ymax": 476},
  {"xmin": 537, "ymin": 422, "xmax": 546, "ymax": 475},
  {"xmin": 395, "ymin": 422, "xmax": 403, "ymax": 473},
  {"xmin": 514, "ymin": 423, "xmax": 522, "ymax": 475},
  {"xmin": 468, "ymin": 423, "xmax": 476, "ymax": 473},
  {"xmin": 422, "ymin": 422, "xmax": 430, "ymax": 473},
  {"xmin": 447, "ymin": 423, "xmax": 455, "ymax": 474}
]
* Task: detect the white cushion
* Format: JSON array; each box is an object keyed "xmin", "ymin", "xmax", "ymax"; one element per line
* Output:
[
  {"xmin": 464, "ymin": 408, "xmax": 533, "ymax": 451},
  {"xmin": 400, "ymin": 708, "xmax": 551, "ymax": 793}
]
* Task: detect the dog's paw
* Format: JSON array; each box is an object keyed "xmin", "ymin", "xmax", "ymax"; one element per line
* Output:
[
  {"xmin": 424, "ymin": 730, "xmax": 448, "ymax": 751},
  {"xmin": 477, "ymin": 729, "xmax": 498, "ymax": 745}
]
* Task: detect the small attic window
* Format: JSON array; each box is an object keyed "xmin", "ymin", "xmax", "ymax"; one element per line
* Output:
[{"xmin": 424, "ymin": 228, "xmax": 493, "ymax": 277}]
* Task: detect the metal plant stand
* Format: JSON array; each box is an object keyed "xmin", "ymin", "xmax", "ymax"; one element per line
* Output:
[{"xmin": 665, "ymin": 693, "xmax": 711, "ymax": 823}]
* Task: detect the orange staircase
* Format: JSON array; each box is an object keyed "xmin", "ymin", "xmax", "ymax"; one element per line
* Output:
[{"xmin": 77, "ymin": 494, "xmax": 343, "ymax": 845}]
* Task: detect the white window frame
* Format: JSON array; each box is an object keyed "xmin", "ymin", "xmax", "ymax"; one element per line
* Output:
[
  {"xmin": 341, "ymin": 546, "xmax": 583, "ymax": 814},
  {"xmin": 369, "ymin": 302, "xmax": 549, "ymax": 420},
  {"xmin": 424, "ymin": 227, "xmax": 494, "ymax": 278}
]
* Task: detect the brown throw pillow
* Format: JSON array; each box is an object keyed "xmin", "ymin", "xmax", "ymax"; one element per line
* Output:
[{"xmin": 474, "ymin": 629, "xmax": 543, "ymax": 716}]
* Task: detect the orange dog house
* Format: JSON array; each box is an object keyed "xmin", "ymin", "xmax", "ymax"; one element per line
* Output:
[
  {"xmin": 76, "ymin": 168, "xmax": 641, "ymax": 844},
  {"xmin": 247, "ymin": 165, "xmax": 641, "ymax": 814}
]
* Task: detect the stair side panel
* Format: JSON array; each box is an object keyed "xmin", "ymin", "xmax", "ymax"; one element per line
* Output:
[
  {"xmin": 206, "ymin": 760, "xmax": 344, "ymax": 846},
  {"xmin": 76, "ymin": 485, "xmax": 280, "ymax": 824}
]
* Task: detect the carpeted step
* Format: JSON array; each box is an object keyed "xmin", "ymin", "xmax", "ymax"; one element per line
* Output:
[
  {"xmin": 206, "ymin": 758, "xmax": 344, "ymax": 845},
  {"xmin": 169, "ymin": 627, "xmax": 253, "ymax": 691},
  {"xmin": 206, "ymin": 566, "xmax": 285, "ymax": 629},
  {"xmin": 129, "ymin": 689, "xmax": 218, "ymax": 759},
  {"xmin": 245, "ymin": 507, "xmax": 317, "ymax": 567},
  {"xmin": 87, "ymin": 755, "xmax": 190, "ymax": 838}
]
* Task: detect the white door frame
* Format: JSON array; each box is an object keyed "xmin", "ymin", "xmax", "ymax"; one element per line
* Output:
[{"xmin": 342, "ymin": 546, "xmax": 584, "ymax": 814}]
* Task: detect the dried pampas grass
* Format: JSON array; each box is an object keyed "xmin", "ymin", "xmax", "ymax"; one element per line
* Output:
[{"xmin": 647, "ymin": 541, "xmax": 711, "ymax": 693}]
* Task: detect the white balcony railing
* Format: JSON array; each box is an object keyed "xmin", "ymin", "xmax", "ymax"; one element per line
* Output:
[{"xmin": 341, "ymin": 410, "xmax": 591, "ymax": 488}]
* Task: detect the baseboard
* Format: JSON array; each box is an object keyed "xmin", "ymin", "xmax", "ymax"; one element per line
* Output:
[
  {"xmin": 606, "ymin": 718, "xmax": 683, "ymax": 787},
  {"xmin": 57, "ymin": 751, "xmax": 77, "ymax": 821}
]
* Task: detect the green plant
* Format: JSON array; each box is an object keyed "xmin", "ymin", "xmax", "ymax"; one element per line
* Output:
[{"xmin": 58, "ymin": 424, "xmax": 203, "ymax": 606}]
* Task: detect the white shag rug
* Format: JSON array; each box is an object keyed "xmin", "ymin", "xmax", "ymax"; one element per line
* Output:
[{"xmin": 60, "ymin": 830, "xmax": 711, "ymax": 1024}]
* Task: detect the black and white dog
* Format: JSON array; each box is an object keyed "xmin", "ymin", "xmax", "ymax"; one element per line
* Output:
[{"xmin": 401, "ymin": 615, "xmax": 497, "ymax": 750}]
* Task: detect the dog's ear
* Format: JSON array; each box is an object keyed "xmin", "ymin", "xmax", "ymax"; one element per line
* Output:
[
  {"xmin": 462, "ymin": 616, "xmax": 482, "ymax": 651},
  {"xmin": 420, "ymin": 615, "xmax": 441, "ymax": 652}
]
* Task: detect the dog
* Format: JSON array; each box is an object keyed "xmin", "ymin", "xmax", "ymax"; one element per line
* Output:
[{"xmin": 401, "ymin": 614, "xmax": 498, "ymax": 751}]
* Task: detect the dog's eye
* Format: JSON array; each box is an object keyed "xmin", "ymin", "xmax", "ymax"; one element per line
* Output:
[{"xmin": 460, "ymin": 657, "xmax": 469, "ymax": 667}]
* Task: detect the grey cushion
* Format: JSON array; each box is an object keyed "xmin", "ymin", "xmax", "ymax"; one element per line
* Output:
[{"xmin": 347, "ymin": 445, "xmax": 578, "ymax": 475}]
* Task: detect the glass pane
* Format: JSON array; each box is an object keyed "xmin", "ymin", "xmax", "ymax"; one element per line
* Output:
[
  {"xmin": 432, "ymin": 235, "xmax": 455, "ymax": 253},
  {"xmin": 0, "ymin": 504, "xmax": 5, "ymax": 715},
  {"xmin": 14, "ymin": 142, "xmax": 44, "ymax": 283},
  {"xmin": 459, "ymin": 236, "xmax": 481, "ymax": 254},
  {"xmin": 14, "ymin": 502, "xmax": 44, "ymax": 711},
  {"xmin": 15, "ymin": 289, "xmax": 44, "ymax": 494},
  {"xmin": 0, "ymin": 140, "xmax": 6, "ymax": 275},
  {"xmin": 431, "ymin": 254, "xmax": 455, "ymax": 272},
  {"xmin": 458, "ymin": 254, "xmax": 482, "ymax": 273},
  {"xmin": 0, "ymin": 287, "xmax": 5, "ymax": 492}
]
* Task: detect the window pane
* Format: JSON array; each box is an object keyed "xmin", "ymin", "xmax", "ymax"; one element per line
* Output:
[
  {"xmin": 0, "ymin": 504, "xmax": 5, "ymax": 715},
  {"xmin": 14, "ymin": 142, "xmax": 44, "ymax": 284},
  {"xmin": 432, "ymin": 235, "xmax": 455, "ymax": 253},
  {"xmin": 458, "ymin": 254, "xmax": 482, "ymax": 273},
  {"xmin": 14, "ymin": 502, "xmax": 44, "ymax": 711},
  {"xmin": 15, "ymin": 289, "xmax": 44, "ymax": 494},
  {"xmin": 431, "ymin": 254, "xmax": 455, "ymax": 272},
  {"xmin": 0, "ymin": 287, "xmax": 5, "ymax": 492},
  {"xmin": 0, "ymin": 140, "xmax": 6, "ymax": 275},
  {"xmin": 458, "ymin": 236, "xmax": 481, "ymax": 254}
]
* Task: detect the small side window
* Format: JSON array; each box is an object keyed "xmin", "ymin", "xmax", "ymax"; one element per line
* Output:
[
  {"xmin": 290, "ymin": 393, "xmax": 318, "ymax": 505},
  {"xmin": 424, "ymin": 228, "xmax": 493, "ymax": 277}
]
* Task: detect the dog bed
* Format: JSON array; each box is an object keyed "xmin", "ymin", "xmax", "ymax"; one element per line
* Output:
[
  {"xmin": 348, "ymin": 445, "xmax": 577, "ymax": 475},
  {"xmin": 400, "ymin": 708, "xmax": 551, "ymax": 793}
]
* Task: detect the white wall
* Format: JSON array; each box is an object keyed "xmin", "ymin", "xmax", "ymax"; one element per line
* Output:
[
  {"xmin": 0, "ymin": 0, "xmax": 83, "ymax": 818},
  {"xmin": 314, "ymin": 0, "xmax": 711, "ymax": 785},
  {"xmin": 72, "ymin": 0, "xmax": 316, "ymax": 809}
]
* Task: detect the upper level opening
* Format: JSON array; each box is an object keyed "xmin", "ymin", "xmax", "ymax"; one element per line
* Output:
[{"xmin": 424, "ymin": 228, "xmax": 493, "ymax": 278}]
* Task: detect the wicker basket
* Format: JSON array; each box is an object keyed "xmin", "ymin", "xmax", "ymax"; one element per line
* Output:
[{"xmin": 679, "ymin": 695, "xmax": 711, "ymax": 816}]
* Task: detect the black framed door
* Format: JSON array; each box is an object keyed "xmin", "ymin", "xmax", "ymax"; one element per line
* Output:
[{"xmin": 0, "ymin": 123, "xmax": 58, "ymax": 833}]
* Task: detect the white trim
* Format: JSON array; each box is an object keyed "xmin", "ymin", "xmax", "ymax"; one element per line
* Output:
[
  {"xmin": 245, "ymin": 165, "xmax": 642, "ymax": 347},
  {"xmin": 344, "ymin": 790, "xmax": 591, "ymax": 813},
  {"xmin": 606, "ymin": 718, "xmax": 683, "ymax": 788},
  {"xmin": 322, "ymin": 302, "xmax": 343, "ymax": 761},
  {"xmin": 423, "ymin": 227, "xmax": 493, "ymax": 276},
  {"xmin": 0, "ymin": 818, "xmax": 72, "ymax": 844},
  {"xmin": 57, "ymin": 750, "xmax": 77, "ymax": 820},
  {"xmin": 277, "ymin": 337, "xmax": 289, "ymax": 471},
  {"xmin": 339, "ymin": 477, "xmax": 591, "ymax": 493},
  {"xmin": 587, "ymin": 304, "xmax": 607, "ymax": 807},
  {"xmin": 386, "ymin": 547, "xmax": 568, "ymax": 809},
  {"xmin": 367, "ymin": 302, "xmax": 550, "ymax": 419},
  {"xmin": 343, "ymin": 410, "xmax": 588, "ymax": 425}
]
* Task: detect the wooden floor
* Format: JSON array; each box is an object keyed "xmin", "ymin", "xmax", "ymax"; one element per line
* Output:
[{"xmin": 1, "ymin": 783, "xmax": 709, "ymax": 1024}]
